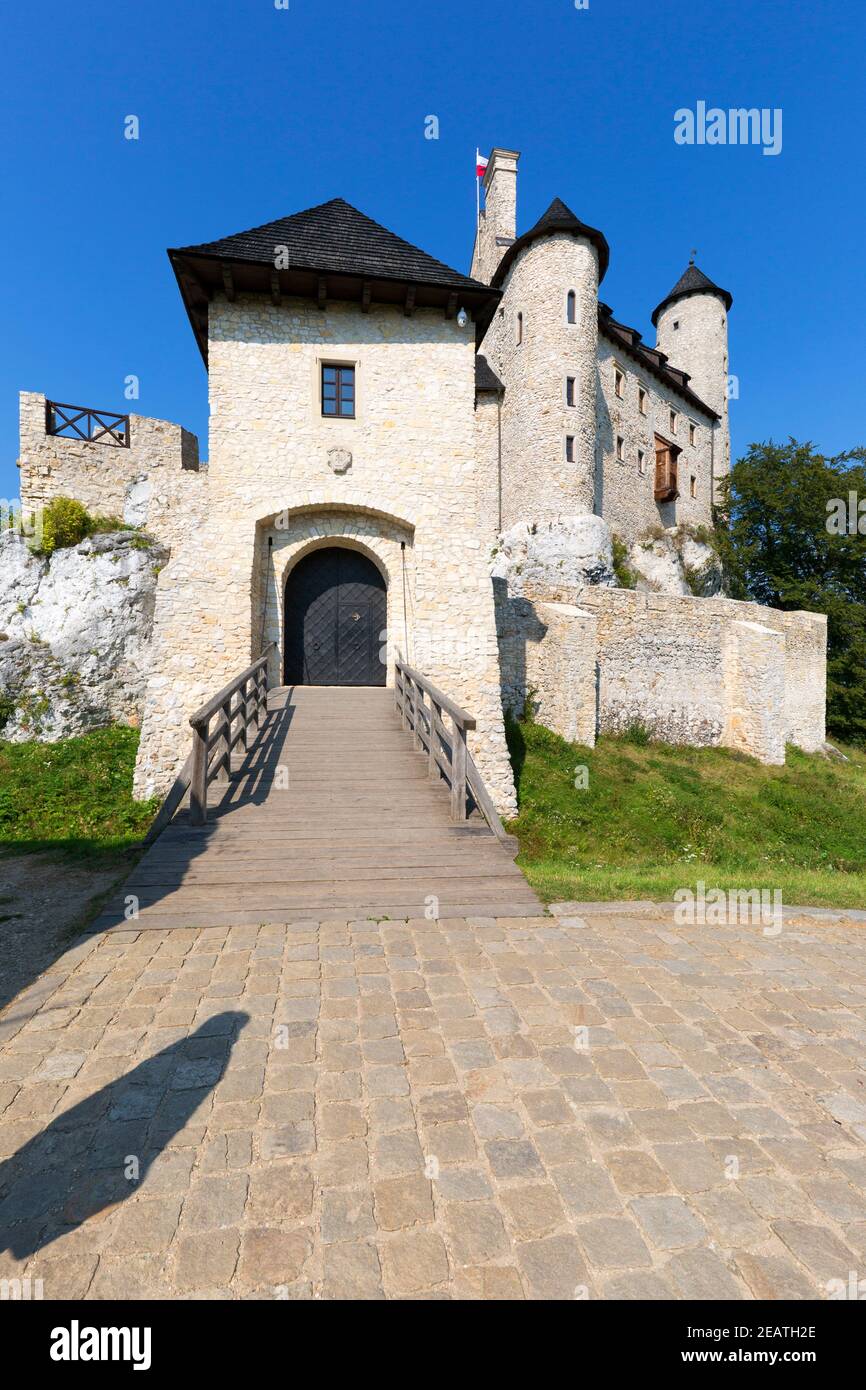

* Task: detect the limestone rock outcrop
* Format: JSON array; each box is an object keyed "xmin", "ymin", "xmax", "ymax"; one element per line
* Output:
[
  {"xmin": 491, "ymin": 514, "xmax": 615, "ymax": 595},
  {"xmin": 627, "ymin": 526, "xmax": 724, "ymax": 597},
  {"xmin": 0, "ymin": 530, "xmax": 166, "ymax": 742}
]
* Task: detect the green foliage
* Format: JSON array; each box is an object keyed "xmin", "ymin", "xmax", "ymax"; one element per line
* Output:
[
  {"xmin": 32, "ymin": 496, "xmax": 128, "ymax": 557},
  {"xmin": 715, "ymin": 440, "xmax": 866, "ymax": 746},
  {"xmin": 0, "ymin": 726, "xmax": 157, "ymax": 858},
  {"xmin": 505, "ymin": 715, "xmax": 866, "ymax": 907},
  {"xmin": 622, "ymin": 721, "xmax": 650, "ymax": 746},
  {"xmin": 611, "ymin": 534, "xmax": 636, "ymax": 589}
]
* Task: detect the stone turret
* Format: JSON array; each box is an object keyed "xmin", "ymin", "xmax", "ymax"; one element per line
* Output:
[
  {"xmin": 652, "ymin": 261, "xmax": 733, "ymax": 493},
  {"xmin": 480, "ymin": 197, "xmax": 609, "ymax": 527},
  {"xmin": 471, "ymin": 148, "xmax": 520, "ymax": 285}
]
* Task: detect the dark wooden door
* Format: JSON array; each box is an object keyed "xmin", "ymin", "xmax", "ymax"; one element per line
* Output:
[{"xmin": 284, "ymin": 548, "xmax": 386, "ymax": 686}]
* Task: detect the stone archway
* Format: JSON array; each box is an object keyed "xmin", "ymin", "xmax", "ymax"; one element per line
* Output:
[{"xmin": 283, "ymin": 546, "xmax": 387, "ymax": 686}]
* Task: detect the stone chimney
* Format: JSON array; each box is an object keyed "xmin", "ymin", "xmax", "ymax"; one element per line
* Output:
[{"xmin": 471, "ymin": 148, "xmax": 520, "ymax": 284}]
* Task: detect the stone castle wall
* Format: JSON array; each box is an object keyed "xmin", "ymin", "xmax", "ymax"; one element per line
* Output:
[
  {"xmin": 595, "ymin": 337, "xmax": 718, "ymax": 544},
  {"xmin": 132, "ymin": 294, "xmax": 517, "ymax": 815},
  {"xmin": 16, "ymin": 391, "xmax": 205, "ymax": 553},
  {"xmin": 497, "ymin": 581, "xmax": 826, "ymax": 764}
]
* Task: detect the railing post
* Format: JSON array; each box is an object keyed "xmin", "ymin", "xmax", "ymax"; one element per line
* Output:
[
  {"xmin": 451, "ymin": 719, "xmax": 468, "ymax": 822},
  {"xmin": 189, "ymin": 721, "xmax": 208, "ymax": 825},
  {"xmin": 214, "ymin": 699, "xmax": 231, "ymax": 782},
  {"xmin": 239, "ymin": 677, "xmax": 249, "ymax": 753},
  {"xmin": 401, "ymin": 673, "xmax": 411, "ymax": 732},
  {"xmin": 429, "ymin": 700, "xmax": 441, "ymax": 780}
]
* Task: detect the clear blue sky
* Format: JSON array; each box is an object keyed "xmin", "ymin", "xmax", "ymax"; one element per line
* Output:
[{"xmin": 2, "ymin": 0, "xmax": 863, "ymax": 500}]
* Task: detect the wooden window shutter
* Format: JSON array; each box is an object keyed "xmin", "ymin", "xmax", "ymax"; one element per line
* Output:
[{"xmin": 654, "ymin": 435, "xmax": 680, "ymax": 502}]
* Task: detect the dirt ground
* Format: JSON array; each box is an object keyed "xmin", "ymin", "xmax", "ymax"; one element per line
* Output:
[{"xmin": 0, "ymin": 852, "xmax": 124, "ymax": 1017}]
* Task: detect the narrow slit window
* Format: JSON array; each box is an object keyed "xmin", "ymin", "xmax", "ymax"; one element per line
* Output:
[
  {"xmin": 638, "ymin": 449, "xmax": 646, "ymax": 475},
  {"xmin": 566, "ymin": 291, "xmax": 576, "ymax": 324},
  {"xmin": 669, "ymin": 408, "xmax": 678, "ymax": 435},
  {"xmin": 565, "ymin": 435, "xmax": 575, "ymax": 463},
  {"xmin": 689, "ymin": 422, "xmax": 697, "ymax": 446},
  {"xmin": 690, "ymin": 475, "xmax": 697, "ymax": 498},
  {"xmin": 321, "ymin": 363, "xmax": 355, "ymax": 418},
  {"xmin": 638, "ymin": 387, "xmax": 648, "ymax": 416},
  {"xmin": 616, "ymin": 435, "xmax": 625, "ymax": 461},
  {"xmin": 566, "ymin": 376, "xmax": 576, "ymax": 407},
  {"xmin": 614, "ymin": 367, "xmax": 625, "ymax": 399},
  {"xmin": 516, "ymin": 312, "xmax": 523, "ymax": 345}
]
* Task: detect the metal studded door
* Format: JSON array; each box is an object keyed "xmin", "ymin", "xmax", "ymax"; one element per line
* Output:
[{"xmin": 284, "ymin": 547, "xmax": 386, "ymax": 686}]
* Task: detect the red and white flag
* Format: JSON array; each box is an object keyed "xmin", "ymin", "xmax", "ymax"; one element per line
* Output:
[{"xmin": 476, "ymin": 149, "xmax": 488, "ymax": 178}]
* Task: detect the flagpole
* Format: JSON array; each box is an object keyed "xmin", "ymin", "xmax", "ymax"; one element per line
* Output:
[{"xmin": 476, "ymin": 149, "xmax": 481, "ymax": 233}]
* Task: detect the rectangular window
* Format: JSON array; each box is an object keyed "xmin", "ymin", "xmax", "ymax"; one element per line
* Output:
[
  {"xmin": 322, "ymin": 363, "xmax": 355, "ymax": 418},
  {"xmin": 669, "ymin": 409, "xmax": 678, "ymax": 435},
  {"xmin": 566, "ymin": 376, "xmax": 576, "ymax": 407},
  {"xmin": 638, "ymin": 448, "xmax": 646, "ymax": 475},
  {"xmin": 690, "ymin": 475, "xmax": 697, "ymax": 498},
  {"xmin": 565, "ymin": 435, "xmax": 575, "ymax": 463},
  {"xmin": 689, "ymin": 422, "xmax": 697, "ymax": 446},
  {"xmin": 616, "ymin": 435, "xmax": 625, "ymax": 461},
  {"xmin": 614, "ymin": 367, "xmax": 625, "ymax": 399},
  {"xmin": 638, "ymin": 387, "xmax": 648, "ymax": 416}
]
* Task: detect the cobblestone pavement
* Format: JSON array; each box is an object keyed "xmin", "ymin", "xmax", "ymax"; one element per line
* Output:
[{"xmin": 1, "ymin": 909, "xmax": 865, "ymax": 1300}]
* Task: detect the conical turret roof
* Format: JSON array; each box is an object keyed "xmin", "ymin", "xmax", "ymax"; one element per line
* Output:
[{"xmin": 651, "ymin": 262, "xmax": 732, "ymax": 326}]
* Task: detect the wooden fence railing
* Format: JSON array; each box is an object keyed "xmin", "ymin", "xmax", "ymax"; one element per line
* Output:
[
  {"xmin": 188, "ymin": 644, "xmax": 276, "ymax": 825},
  {"xmin": 143, "ymin": 644, "xmax": 276, "ymax": 842},
  {"xmin": 46, "ymin": 399, "xmax": 130, "ymax": 447},
  {"xmin": 394, "ymin": 657, "xmax": 516, "ymax": 853}
]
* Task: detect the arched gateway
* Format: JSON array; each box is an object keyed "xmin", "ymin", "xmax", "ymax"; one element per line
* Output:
[{"xmin": 284, "ymin": 547, "xmax": 386, "ymax": 686}]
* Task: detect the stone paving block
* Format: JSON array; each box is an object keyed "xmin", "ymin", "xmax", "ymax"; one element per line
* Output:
[
  {"xmin": 517, "ymin": 1234, "xmax": 591, "ymax": 1300},
  {"xmin": 321, "ymin": 1189, "xmax": 376, "ymax": 1244},
  {"xmin": 500, "ymin": 1183, "xmax": 567, "ymax": 1239},
  {"xmin": 552, "ymin": 1161, "xmax": 622, "ymax": 1217},
  {"xmin": 629, "ymin": 1195, "xmax": 707, "ymax": 1250},
  {"xmin": 380, "ymin": 1230, "xmax": 449, "ymax": 1294},
  {"xmin": 237, "ymin": 1228, "xmax": 313, "ymax": 1290},
  {"xmin": 665, "ymin": 1248, "xmax": 748, "ymax": 1300},
  {"xmin": 321, "ymin": 1241, "xmax": 384, "ymax": 1299},
  {"xmin": 373, "ymin": 1174, "xmax": 434, "ymax": 1230},
  {"xmin": 173, "ymin": 1228, "xmax": 240, "ymax": 1291},
  {"xmin": 772, "ymin": 1219, "xmax": 860, "ymax": 1283},
  {"xmin": 734, "ymin": 1252, "xmax": 821, "ymax": 1300}
]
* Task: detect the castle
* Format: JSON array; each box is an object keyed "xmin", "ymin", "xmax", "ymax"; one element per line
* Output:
[{"xmin": 16, "ymin": 147, "xmax": 827, "ymax": 814}]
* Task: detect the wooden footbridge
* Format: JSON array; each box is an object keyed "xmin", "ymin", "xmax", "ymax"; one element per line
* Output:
[{"xmin": 94, "ymin": 655, "xmax": 541, "ymax": 930}]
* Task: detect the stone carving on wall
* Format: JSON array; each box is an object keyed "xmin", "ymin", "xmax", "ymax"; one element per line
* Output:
[{"xmin": 327, "ymin": 447, "xmax": 352, "ymax": 475}]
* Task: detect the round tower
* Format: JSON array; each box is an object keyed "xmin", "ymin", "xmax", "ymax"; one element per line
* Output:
[
  {"xmin": 652, "ymin": 261, "xmax": 733, "ymax": 491},
  {"xmin": 486, "ymin": 198, "xmax": 609, "ymax": 527}
]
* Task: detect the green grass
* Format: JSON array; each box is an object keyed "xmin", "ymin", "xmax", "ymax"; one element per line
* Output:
[
  {"xmin": 0, "ymin": 726, "xmax": 157, "ymax": 861},
  {"xmin": 505, "ymin": 716, "xmax": 866, "ymax": 908}
]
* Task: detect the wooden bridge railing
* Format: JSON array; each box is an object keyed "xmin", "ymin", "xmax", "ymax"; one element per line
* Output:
[
  {"xmin": 394, "ymin": 658, "xmax": 516, "ymax": 853},
  {"xmin": 188, "ymin": 644, "xmax": 277, "ymax": 825},
  {"xmin": 142, "ymin": 644, "xmax": 276, "ymax": 843}
]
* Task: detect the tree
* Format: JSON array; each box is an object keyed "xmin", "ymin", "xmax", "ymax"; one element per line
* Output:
[{"xmin": 715, "ymin": 440, "xmax": 866, "ymax": 747}]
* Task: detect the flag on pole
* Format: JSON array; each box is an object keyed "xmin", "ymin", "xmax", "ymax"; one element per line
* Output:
[{"xmin": 476, "ymin": 150, "xmax": 489, "ymax": 178}]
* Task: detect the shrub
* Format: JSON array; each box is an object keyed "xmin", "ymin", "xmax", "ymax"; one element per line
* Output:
[
  {"xmin": 32, "ymin": 496, "xmax": 128, "ymax": 557},
  {"xmin": 611, "ymin": 535, "xmax": 637, "ymax": 589}
]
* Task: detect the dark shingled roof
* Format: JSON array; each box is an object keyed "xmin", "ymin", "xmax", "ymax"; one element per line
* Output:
[
  {"xmin": 492, "ymin": 197, "xmax": 610, "ymax": 287},
  {"xmin": 598, "ymin": 303, "xmax": 719, "ymax": 421},
  {"xmin": 475, "ymin": 354, "xmax": 504, "ymax": 394},
  {"xmin": 651, "ymin": 262, "xmax": 733, "ymax": 326},
  {"xmin": 169, "ymin": 198, "xmax": 499, "ymax": 363},
  {"xmin": 175, "ymin": 198, "xmax": 488, "ymax": 292}
]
